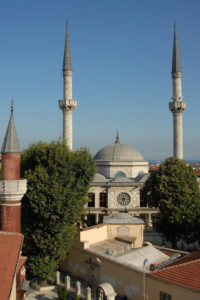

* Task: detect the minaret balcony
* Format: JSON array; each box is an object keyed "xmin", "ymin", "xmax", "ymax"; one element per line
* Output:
[
  {"xmin": 169, "ymin": 101, "xmax": 186, "ymax": 113},
  {"xmin": 59, "ymin": 99, "xmax": 77, "ymax": 111},
  {"xmin": 0, "ymin": 179, "xmax": 27, "ymax": 202}
]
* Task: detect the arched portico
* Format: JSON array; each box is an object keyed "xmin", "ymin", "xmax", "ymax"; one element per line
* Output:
[{"xmin": 96, "ymin": 283, "xmax": 117, "ymax": 300}]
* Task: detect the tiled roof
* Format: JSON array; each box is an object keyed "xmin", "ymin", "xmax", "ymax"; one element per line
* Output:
[
  {"xmin": 0, "ymin": 232, "xmax": 23, "ymax": 300},
  {"xmin": 160, "ymin": 249, "xmax": 176, "ymax": 257},
  {"xmin": 16, "ymin": 256, "xmax": 27, "ymax": 274},
  {"xmin": 149, "ymin": 251, "xmax": 200, "ymax": 291},
  {"xmin": 166, "ymin": 250, "xmax": 200, "ymax": 267}
]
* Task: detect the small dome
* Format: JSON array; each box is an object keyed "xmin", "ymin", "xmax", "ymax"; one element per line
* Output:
[
  {"xmin": 93, "ymin": 173, "xmax": 107, "ymax": 182},
  {"xmin": 103, "ymin": 213, "xmax": 144, "ymax": 224},
  {"xmin": 94, "ymin": 143, "xmax": 144, "ymax": 162}
]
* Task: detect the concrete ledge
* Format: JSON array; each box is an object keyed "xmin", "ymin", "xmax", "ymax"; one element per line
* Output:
[{"xmin": 39, "ymin": 286, "xmax": 56, "ymax": 291}]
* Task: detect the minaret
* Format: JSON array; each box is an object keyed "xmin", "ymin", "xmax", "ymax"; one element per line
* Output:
[
  {"xmin": 59, "ymin": 20, "xmax": 77, "ymax": 150},
  {"xmin": 0, "ymin": 103, "xmax": 27, "ymax": 233},
  {"xmin": 169, "ymin": 23, "xmax": 186, "ymax": 159}
]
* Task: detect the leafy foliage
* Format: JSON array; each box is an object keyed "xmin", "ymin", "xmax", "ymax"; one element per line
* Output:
[
  {"xmin": 141, "ymin": 157, "xmax": 200, "ymax": 246},
  {"xmin": 58, "ymin": 287, "xmax": 69, "ymax": 300},
  {"xmin": 21, "ymin": 141, "xmax": 96, "ymax": 281}
]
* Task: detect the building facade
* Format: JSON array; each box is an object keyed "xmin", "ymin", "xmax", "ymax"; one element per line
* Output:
[
  {"xmin": 61, "ymin": 214, "xmax": 200, "ymax": 300},
  {"xmin": 86, "ymin": 135, "xmax": 158, "ymax": 226}
]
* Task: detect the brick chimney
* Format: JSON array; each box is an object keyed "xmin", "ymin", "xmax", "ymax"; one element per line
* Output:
[{"xmin": 0, "ymin": 104, "xmax": 27, "ymax": 232}]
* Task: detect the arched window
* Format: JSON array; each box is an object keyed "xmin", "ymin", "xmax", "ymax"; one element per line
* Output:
[
  {"xmin": 88, "ymin": 193, "xmax": 95, "ymax": 207},
  {"xmin": 138, "ymin": 171, "xmax": 144, "ymax": 176},
  {"xmin": 100, "ymin": 193, "xmax": 107, "ymax": 207},
  {"xmin": 114, "ymin": 171, "xmax": 126, "ymax": 178}
]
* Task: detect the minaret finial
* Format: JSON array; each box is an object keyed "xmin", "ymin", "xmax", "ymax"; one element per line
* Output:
[
  {"xmin": 115, "ymin": 131, "xmax": 120, "ymax": 144},
  {"xmin": 11, "ymin": 99, "xmax": 14, "ymax": 114}
]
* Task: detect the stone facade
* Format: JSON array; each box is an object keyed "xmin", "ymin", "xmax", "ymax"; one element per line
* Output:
[{"xmin": 85, "ymin": 139, "xmax": 158, "ymax": 227}]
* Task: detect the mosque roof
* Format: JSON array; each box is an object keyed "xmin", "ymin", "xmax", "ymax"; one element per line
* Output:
[
  {"xmin": 94, "ymin": 143, "xmax": 144, "ymax": 162},
  {"xmin": 92, "ymin": 173, "xmax": 107, "ymax": 182},
  {"xmin": 94, "ymin": 133, "xmax": 145, "ymax": 162},
  {"xmin": 91, "ymin": 173, "xmax": 149, "ymax": 186},
  {"xmin": 103, "ymin": 213, "xmax": 144, "ymax": 224}
]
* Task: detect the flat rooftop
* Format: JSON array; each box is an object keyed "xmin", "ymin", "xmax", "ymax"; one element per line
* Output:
[
  {"xmin": 89, "ymin": 239, "xmax": 132, "ymax": 256},
  {"xmin": 89, "ymin": 240, "xmax": 170, "ymax": 271}
]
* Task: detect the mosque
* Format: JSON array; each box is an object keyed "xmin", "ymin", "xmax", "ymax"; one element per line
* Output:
[
  {"xmin": 57, "ymin": 22, "xmax": 200, "ymax": 300},
  {"xmin": 58, "ymin": 21, "xmax": 186, "ymax": 227}
]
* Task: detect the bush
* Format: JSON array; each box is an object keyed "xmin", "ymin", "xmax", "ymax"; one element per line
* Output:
[
  {"xmin": 58, "ymin": 287, "xmax": 69, "ymax": 300},
  {"xmin": 28, "ymin": 255, "xmax": 57, "ymax": 284}
]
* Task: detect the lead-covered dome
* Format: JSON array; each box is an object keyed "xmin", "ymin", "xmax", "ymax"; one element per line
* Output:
[{"xmin": 94, "ymin": 143, "xmax": 144, "ymax": 162}]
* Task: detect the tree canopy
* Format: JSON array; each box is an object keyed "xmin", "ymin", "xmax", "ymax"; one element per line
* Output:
[
  {"xmin": 21, "ymin": 141, "xmax": 96, "ymax": 282},
  {"xmin": 141, "ymin": 157, "xmax": 200, "ymax": 247}
]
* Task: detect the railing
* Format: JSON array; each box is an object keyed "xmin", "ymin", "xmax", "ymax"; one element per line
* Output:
[{"xmin": 56, "ymin": 271, "xmax": 95, "ymax": 300}]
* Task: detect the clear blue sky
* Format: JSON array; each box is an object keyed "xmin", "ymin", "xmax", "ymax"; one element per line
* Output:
[{"xmin": 0, "ymin": 0, "xmax": 200, "ymax": 160}]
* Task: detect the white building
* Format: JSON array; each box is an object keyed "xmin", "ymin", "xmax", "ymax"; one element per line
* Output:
[{"xmin": 86, "ymin": 134, "xmax": 158, "ymax": 225}]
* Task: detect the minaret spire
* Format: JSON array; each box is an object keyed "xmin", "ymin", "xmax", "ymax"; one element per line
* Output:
[
  {"xmin": 63, "ymin": 20, "xmax": 72, "ymax": 71},
  {"xmin": 58, "ymin": 20, "xmax": 77, "ymax": 150},
  {"xmin": 169, "ymin": 23, "xmax": 186, "ymax": 159},
  {"xmin": 1, "ymin": 100, "xmax": 20, "ymax": 154},
  {"xmin": 172, "ymin": 21, "xmax": 181, "ymax": 73}
]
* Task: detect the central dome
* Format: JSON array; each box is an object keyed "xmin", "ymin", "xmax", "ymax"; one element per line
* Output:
[{"xmin": 94, "ymin": 143, "xmax": 144, "ymax": 162}]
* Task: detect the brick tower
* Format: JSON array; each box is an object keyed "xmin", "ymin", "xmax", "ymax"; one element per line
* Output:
[{"xmin": 0, "ymin": 103, "xmax": 27, "ymax": 232}]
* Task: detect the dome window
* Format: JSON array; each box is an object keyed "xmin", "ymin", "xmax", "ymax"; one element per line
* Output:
[{"xmin": 114, "ymin": 171, "xmax": 126, "ymax": 178}]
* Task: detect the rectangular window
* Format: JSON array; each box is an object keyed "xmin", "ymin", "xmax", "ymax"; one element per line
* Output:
[
  {"xmin": 88, "ymin": 193, "xmax": 95, "ymax": 207},
  {"xmin": 160, "ymin": 292, "xmax": 171, "ymax": 300},
  {"xmin": 100, "ymin": 193, "xmax": 107, "ymax": 207}
]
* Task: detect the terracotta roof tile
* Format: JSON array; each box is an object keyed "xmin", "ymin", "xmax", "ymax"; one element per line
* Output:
[
  {"xmin": 166, "ymin": 250, "xmax": 200, "ymax": 267},
  {"xmin": 16, "ymin": 256, "xmax": 27, "ymax": 274},
  {"xmin": 160, "ymin": 249, "xmax": 176, "ymax": 257},
  {"xmin": 0, "ymin": 231, "xmax": 23, "ymax": 300},
  {"xmin": 149, "ymin": 253, "xmax": 200, "ymax": 291}
]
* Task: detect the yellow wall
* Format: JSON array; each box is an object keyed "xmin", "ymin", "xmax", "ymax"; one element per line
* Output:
[
  {"xmin": 106, "ymin": 224, "xmax": 144, "ymax": 248},
  {"xmin": 146, "ymin": 275, "xmax": 200, "ymax": 300},
  {"xmin": 62, "ymin": 245, "xmax": 200, "ymax": 300},
  {"xmin": 80, "ymin": 223, "xmax": 144, "ymax": 248},
  {"xmin": 62, "ymin": 245, "xmax": 144, "ymax": 299},
  {"xmin": 80, "ymin": 225, "xmax": 108, "ymax": 247}
]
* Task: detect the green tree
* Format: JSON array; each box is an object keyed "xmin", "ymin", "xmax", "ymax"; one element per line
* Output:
[
  {"xmin": 21, "ymin": 141, "xmax": 96, "ymax": 282},
  {"xmin": 141, "ymin": 157, "xmax": 200, "ymax": 247}
]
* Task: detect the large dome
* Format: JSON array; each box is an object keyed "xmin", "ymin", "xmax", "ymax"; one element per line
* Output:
[{"xmin": 94, "ymin": 143, "xmax": 144, "ymax": 162}]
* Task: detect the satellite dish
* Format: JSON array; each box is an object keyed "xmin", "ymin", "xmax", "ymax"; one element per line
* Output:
[{"xmin": 105, "ymin": 248, "xmax": 113, "ymax": 256}]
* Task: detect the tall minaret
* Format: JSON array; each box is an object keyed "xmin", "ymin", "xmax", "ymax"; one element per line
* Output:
[
  {"xmin": 59, "ymin": 20, "xmax": 77, "ymax": 150},
  {"xmin": 169, "ymin": 23, "xmax": 186, "ymax": 159},
  {"xmin": 0, "ymin": 103, "xmax": 27, "ymax": 233}
]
